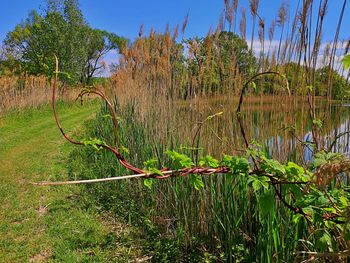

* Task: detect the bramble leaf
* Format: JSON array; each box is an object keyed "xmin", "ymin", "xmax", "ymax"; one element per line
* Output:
[
  {"xmin": 144, "ymin": 158, "xmax": 158, "ymax": 169},
  {"xmin": 318, "ymin": 231, "xmax": 332, "ymax": 251},
  {"xmin": 313, "ymin": 118, "xmax": 323, "ymax": 128},
  {"xmin": 82, "ymin": 137, "xmax": 104, "ymax": 151},
  {"xmin": 285, "ymin": 162, "xmax": 310, "ymax": 182},
  {"xmin": 190, "ymin": 174, "xmax": 204, "ymax": 190},
  {"xmin": 121, "ymin": 146, "xmax": 130, "ymax": 155},
  {"xmin": 166, "ymin": 150, "xmax": 194, "ymax": 169},
  {"xmin": 199, "ymin": 155, "xmax": 219, "ymax": 168},
  {"xmin": 261, "ymin": 157, "xmax": 285, "ymax": 175},
  {"xmin": 144, "ymin": 179, "xmax": 153, "ymax": 190},
  {"xmin": 342, "ymin": 54, "xmax": 350, "ymax": 69},
  {"xmin": 259, "ymin": 189, "xmax": 275, "ymax": 216}
]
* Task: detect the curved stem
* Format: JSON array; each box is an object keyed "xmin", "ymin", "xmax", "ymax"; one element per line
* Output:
[{"xmin": 52, "ymin": 55, "xmax": 144, "ymax": 175}]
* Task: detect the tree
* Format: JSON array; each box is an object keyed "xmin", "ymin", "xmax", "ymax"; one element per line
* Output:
[
  {"xmin": 81, "ymin": 29, "xmax": 127, "ymax": 84},
  {"xmin": 315, "ymin": 66, "xmax": 350, "ymax": 99},
  {"xmin": 4, "ymin": 0, "xmax": 126, "ymax": 84},
  {"xmin": 186, "ymin": 31, "xmax": 257, "ymax": 95}
]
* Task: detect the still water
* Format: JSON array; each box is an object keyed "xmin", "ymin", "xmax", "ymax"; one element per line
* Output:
[{"xmin": 145, "ymin": 95, "xmax": 350, "ymax": 164}]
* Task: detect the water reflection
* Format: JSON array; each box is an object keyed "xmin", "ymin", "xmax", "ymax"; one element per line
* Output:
[{"xmin": 147, "ymin": 95, "xmax": 350, "ymax": 164}]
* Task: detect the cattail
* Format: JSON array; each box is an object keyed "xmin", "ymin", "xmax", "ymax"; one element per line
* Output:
[
  {"xmin": 224, "ymin": 0, "xmax": 234, "ymax": 31},
  {"xmin": 173, "ymin": 25, "xmax": 179, "ymax": 41},
  {"xmin": 271, "ymin": 49, "xmax": 277, "ymax": 68},
  {"xmin": 249, "ymin": 0, "xmax": 259, "ymax": 51},
  {"xmin": 218, "ymin": 12, "xmax": 225, "ymax": 33},
  {"xmin": 344, "ymin": 39, "xmax": 350, "ymax": 55},
  {"xmin": 240, "ymin": 8, "xmax": 246, "ymax": 40},
  {"xmin": 277, "ymin": 2, "xmax": 287, "ymax": 26},
  {"xmin": 298, "ymin": 0, "xmax": 312, "ymax": 28},
  {"xmin": 182, "ymin": 12, "xmax": 189, "ymax": 36},
  {"xmin": 233, "ymin": 0, "xmax": 238, "ymax": 12},
  {"xmin": 233, "ymin": 0, "xmax": 239, "ymax": 32},
  {"xmin": 249, "ymin": 0, "xmax": 259, "ymax": 16},
  {"xmin": 320, "ymin": 0, "xmax": 328, "ymax": 18},
  {"xmin": 258, "ymin": 18, "xmax": 265, "ymax": 56},
  {"xmin": 277, "ymin": 2, "xmax": 288, "ymax": 64},
  {"xmin": 138, "ymin": 24, "xmax": 144, "ymax": 38},
  {"xmin": 322, "ymin": 43, "xmax": 331, "ymax": 66},
  {"xmin": 258, "ymin": 18, "xmax": 265, "ymax": 43},
  {"xmin": 269, "ymin": 20, "xmax": 276, "ymax": 43}
]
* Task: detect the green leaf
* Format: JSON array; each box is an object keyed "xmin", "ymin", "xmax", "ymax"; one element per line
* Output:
[
  {"xmin": 166, "ymin": 150, "xmax": 194, "ymax": 169},
  {"xmin": 144, "ymin": 158, "xmax": 158, "ymax": 169},
  {"xmin": 342, "ymin": 54, "xmax": 350, "ymax": 69},
  {"xmin": 285, "ymin": 162, "xmax": 310, "ymax": 182},
  {"xmin": 313, "ymin": 151, "xmax": 342, "ymax": 168},
  {"xmin": 190, "ymin": 174, "xmax": 204, "ymax": 190},
  {"xmin": 252, "ymin": 180, "xmax": 261, "ymax": 191},
  {"xmin": 82, "ymin": 137, "xmax": 104, "ymax": 151},
  {"xmin": 339, "ymin": 195, "xmax": 348, "ymax": 208},
  {"xmin": 199, "ymin": 155, "xmax": 219, "ymax": 168},
  {"xmin": 318, "ymin": 231, "xmax": 332, "ymax": 251},
  {"xmin": 251, "ymin": 81, "xmax": 257, "ymax": 91},
  {"xmin": 120, "ymin": 146, "xmax": 129, "ymax": 155},
  {"xmin": 259, "ymin": 190, "xmax": 275, "ymax": 216},
  {"xmin": 238, "ymin": 158, "xmax": 250, "ymax": 172},
  {"xmin": 286, "ymin": 184, "xmax": 303, "ymax": 199},
  {"xmin": 144, "ymin": 179, "xmax": 153, "ymax": 190},
  {"xmin": 302, "ymin": 207, "xmax": 314, "ymax": 217},
  {"xmin": 292, "ymin": 214, "xmax": 303, "ymax": 225},
  {"xmin": 248, "ymin": 176, "xmax": 269, "ymax": 191},
  {"xmin": 261, "ymin": 158, "xmax": 285, "ymax": 175},
  {"xmin": 206, "ymin": 111, "xmax": 223, "ymax": 121},
  {"xmin": 222, "ymin": 155, "xmax": 249, "ymax": 175},
  {"xmin": 147, "ymin": 168, "xmax": 164, "ymax": 177},
  {"xmin": 313, "ymin": 118, "xmax": 323, "ymax": 128}
]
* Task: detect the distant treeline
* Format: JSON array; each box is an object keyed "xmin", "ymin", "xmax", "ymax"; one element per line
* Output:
[{"xmin": 0, "ymin": 0, "xmax": 349, "ymax": 99}]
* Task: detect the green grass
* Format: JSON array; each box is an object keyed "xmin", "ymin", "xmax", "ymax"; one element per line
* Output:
[{"xmin": 0, "ymin": 101, "xmax": 146, "ymax": 262}]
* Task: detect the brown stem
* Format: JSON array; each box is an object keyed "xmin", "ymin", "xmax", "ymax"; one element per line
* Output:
[{"xmin": 52, "ymin": 55, "xmax": 144, "ymax": 175}]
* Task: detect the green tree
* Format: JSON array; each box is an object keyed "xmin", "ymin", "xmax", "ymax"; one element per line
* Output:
[
  {"xmin": 81, "ymin": 29, "xmax": 127, "ymax": 84},
  {"xmin": 4, "ymin": 0, "xmax": 126, "ymax": 84},
  {"xmin": 185, "ymin": 31, "xmax": 256, "ymax": 95},
  {"xmin": 315, "ymin": 66, "xmax": 350, "ymax": 99}
]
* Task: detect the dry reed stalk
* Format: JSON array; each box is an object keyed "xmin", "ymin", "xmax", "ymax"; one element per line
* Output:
[
  {"xmin": 249, "ymin": 0, "xmax": 259, "ymax": 51},
  {"xmin": 276, "ymin": 1, "xmax": 288, "ymax": 64},
  {"xmin": 240, "ymin": 8, "xmax": 246, "ymax": 40},
  {"xmin": 0, "ymin": 75, "xmax": 80, "ymax": 113},
  {"xmin": 233, "ymin": 0, "xmax": 239, "ymax": 33}
]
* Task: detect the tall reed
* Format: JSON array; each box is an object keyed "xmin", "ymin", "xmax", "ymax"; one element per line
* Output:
[{"xmin": 0, "ymin": 75, "xmax": 83, "ymax": 113}]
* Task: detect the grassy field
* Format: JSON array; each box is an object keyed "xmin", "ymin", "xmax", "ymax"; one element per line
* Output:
[{"xmin": 0, "ymin": 101, "xmax": 146, "ymax": 262}]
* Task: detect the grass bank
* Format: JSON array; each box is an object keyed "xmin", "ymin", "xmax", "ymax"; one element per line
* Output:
[{"xmin": 0, "ymin": 101, "xmax": 147, "ymax": 262}]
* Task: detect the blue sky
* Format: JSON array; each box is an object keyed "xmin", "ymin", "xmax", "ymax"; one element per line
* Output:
[
  {"xmin": 1, "ymin": 1, "xmax": 349, "ymax": 41},
  {"xmin": 0, "ymin": 0, "xmax": 349, "ymax": 68}
]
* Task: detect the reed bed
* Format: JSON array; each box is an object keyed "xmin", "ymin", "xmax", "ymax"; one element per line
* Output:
[{"xmin": 0, "ymin": 75, "xmax": 88, "ymax": 114}]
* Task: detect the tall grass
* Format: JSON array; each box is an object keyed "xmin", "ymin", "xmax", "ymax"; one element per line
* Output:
[{"xmin": 0, "ymin": 75, "xmax": 94, "ymax": 114}]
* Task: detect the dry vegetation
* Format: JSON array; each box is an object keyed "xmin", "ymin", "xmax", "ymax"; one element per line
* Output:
[{"xmin": 0, "ymin": 75, "xmax": 85, "ymax": 114}]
